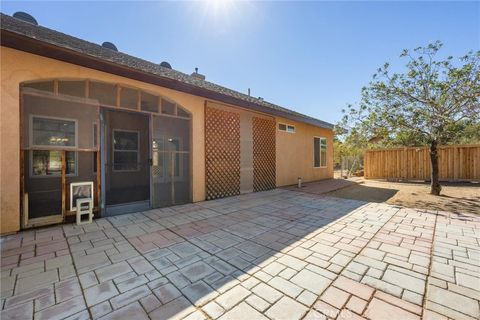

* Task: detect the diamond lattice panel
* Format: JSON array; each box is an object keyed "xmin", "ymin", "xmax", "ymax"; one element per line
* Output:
[
  {"xmin": 205, "ymin": 106, "xmax": 241, "ymax": 200},
  {"xmin": 253, "ymin": 117, "xmax": 276, "ymax": 192}
]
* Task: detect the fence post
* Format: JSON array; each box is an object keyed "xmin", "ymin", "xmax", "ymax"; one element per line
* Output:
[{"xmin": 453, "ymin": 146, "xmax": 459, "ymax": 181}]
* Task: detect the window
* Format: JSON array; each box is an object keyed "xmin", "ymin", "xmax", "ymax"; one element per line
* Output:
[
  {"xmin": 31, "ymin": 116, "xmax": 77, "ymax": 148},
  {"xmin": 314, "ymin": 137, "xmax": 327, "ymax": 168},
  {"xmin": 113, "ymin": 130, "xmax": 139, "ymax": 171},
  {"xmin": 278, "ymin": 123, "xmax": 295, "ymax": 133},
  {"xmin": 31, "ymin": 150, "xmax": 76, "ymax": 176}
]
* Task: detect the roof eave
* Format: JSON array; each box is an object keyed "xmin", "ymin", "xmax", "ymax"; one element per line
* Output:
[{"xmin": 0, "ymin": 29, "xmax": 334, "ymax": 130}]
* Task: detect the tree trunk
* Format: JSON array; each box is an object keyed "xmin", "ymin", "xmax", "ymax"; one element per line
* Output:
[{"xmin": 429, "ymin": 140, "xmax": 442, "ymax": 195}]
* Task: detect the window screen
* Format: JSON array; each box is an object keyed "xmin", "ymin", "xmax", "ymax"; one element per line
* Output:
[
  {"xmin": 314, "ymin": 137, "xmax": 320, "ymax": 167},
  {"xmin": 89, "ymin": 81, "xmax": 116, "ymax": 106},
  {"xmin": 120, "ymin": 87, "xmax": 138, "ymax": 110},
  {"xmin": 58, "ymin": 80, "xmax": 86, "ymax": 97},
  {"xmin": 32, "ymin": 116, "xmax": 76, "ymax": 147},
  {"xmin": 162, "ymin": 99, "xmax": 176, "ymax": 115},
  {"xmin": 287, "ymin": 125, "xmax": 295, "ymax": 133},
  {"xmin": 314, "ymin": 137, "xmax": 327, "ymax": 167},
  {"xmin": 23, "ymin": 81, "xmax": 54, "ymax": 93},
  {"xmin": 141, "ymin": 92, "xmax": 158, "ymax": 112},
  {"xmin": 177, "ymin": 107, "xmax": 190, "ymax": 118},
  {"xmin": 113, "ymin": 130, "xmax": 139, "ymax": 171},
  {"xmin": 320, "ymin": 138, "xmax": 327, "ymax": 167}
]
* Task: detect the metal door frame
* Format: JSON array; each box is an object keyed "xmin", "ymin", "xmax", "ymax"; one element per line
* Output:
[{"xmin": 100, "ymin": 108, "xmax": 150, "ymax": 217}]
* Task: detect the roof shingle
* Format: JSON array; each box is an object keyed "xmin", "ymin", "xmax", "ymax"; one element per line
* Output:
[{"xmin": 0, "ymin": 13, "xmax": 333, "ymax": 129}]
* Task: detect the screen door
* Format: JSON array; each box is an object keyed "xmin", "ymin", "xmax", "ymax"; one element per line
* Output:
[{"xmin": 151, "ymin": 115, "xmax": 191, "ymax": 207}]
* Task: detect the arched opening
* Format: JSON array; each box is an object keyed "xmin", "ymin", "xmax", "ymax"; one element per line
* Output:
[{"xmin": 20, "ymin": 79, "xmax": 192, "ymax": 227}]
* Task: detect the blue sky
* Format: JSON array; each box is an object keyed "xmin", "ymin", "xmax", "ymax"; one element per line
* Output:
[{"xmin": 2, "ymin": 1, "xmax": 479, "ymax": 124}]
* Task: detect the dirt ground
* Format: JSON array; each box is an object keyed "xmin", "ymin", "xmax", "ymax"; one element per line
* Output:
[{"xmin": 327, "ymin": 178, "xmax": 480, "ymax": 215}]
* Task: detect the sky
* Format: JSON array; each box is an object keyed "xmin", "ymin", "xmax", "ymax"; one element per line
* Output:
[{"xmin": 2, "ymin": 1, "xmax": 479, "ymax": 124}]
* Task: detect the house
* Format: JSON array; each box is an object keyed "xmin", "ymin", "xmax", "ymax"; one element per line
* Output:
[{"xmin": 0, "ymin": 12, "xmax": 334, "ymax": 234}]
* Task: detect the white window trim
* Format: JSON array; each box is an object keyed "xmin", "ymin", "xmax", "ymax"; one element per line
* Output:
[
  {"xmin": 313, "ymin": 136, "xmax": 328, "ymax": 168},
  {"xmin": 112, "ymin": 129, "xmax": 140, "ymax": 172},
  {"xmin": 29, "ymin": 114, "xmax": 78, "ymax": 149},
  {"xmin": 30, "ymin": 150, "xmax": 78, "ymax": 178},
  {"xmin": 278, "ymin": 122, "xmax": 296, "ymax": 133}
]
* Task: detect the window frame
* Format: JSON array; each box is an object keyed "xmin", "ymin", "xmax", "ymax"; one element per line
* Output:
[
  {"xmin": 313, "ymin": 136, "xmax": 328, "ymax": 168},
  {"xmin": 112, "ymin": 129, "xmax": 140, "ymax": 172},
  {"xmin": 29, "ymin": 115, "xmax": 78, "ymax": 149},
  {"xmin": 278, "ymin": 122, "xmax": 296, "ymax": 133},
  {"xmin": 22, "ymin": 79, "xmax": 192, "ymax": 120},
  {"xmin": 93, "ymin": 122, "xmax": 98, "ymax": 174}
]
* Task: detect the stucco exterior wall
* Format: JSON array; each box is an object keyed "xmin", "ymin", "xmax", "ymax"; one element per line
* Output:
[
  {"xmin": 0, "ymin": 47, "xmax": 207, "ymax": 234},
  {"xmin": 0, "ymin": 46, "xmax": 333, "ymax": 234},
  {"xmin": 275, "ymin": 117, "xmax": 334, "ymax": 187}
]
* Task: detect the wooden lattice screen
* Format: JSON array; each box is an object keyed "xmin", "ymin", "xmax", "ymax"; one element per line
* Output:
[
  {"xmin": 205, "ymin": 106, "xmax": 241, "ymax": 200},
  {"xmin": 252, "ymin": 117, "xmax": 276, "ymax": 192}
]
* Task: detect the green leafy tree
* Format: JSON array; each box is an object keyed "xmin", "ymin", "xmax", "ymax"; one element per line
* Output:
[{"xmin": 339, "ymin": 42, "xmax": 480, "ymax": 195}]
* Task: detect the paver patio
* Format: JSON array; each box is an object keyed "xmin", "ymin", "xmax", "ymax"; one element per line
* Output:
[{"xmin": 1, "ymin": 189, "xmax": 479, "ymax": 320}]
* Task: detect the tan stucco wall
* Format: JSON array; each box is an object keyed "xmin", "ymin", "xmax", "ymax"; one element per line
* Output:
[
  {"xmin": 1, "ymin": 46, "xmax": 333, "ymax": 234},
  {"xmin": 275, "ymin": 117, "xmax": 334, "ymax": 187},
  {"xmin": 0, "ymin": 47, "xmax": 207, "ymax": 234}
]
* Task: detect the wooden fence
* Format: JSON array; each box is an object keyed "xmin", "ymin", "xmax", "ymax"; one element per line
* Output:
[{"xmin": 364, "ymin": 144, "xmax": 480, "ymax": 181}]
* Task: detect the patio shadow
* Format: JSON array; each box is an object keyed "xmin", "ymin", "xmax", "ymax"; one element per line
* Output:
[
  {"xmin": 325, "ymin": 184, "xmax": 399, "ymax": 203},
  {"xmin": 0, "ymin": 189, "xmax": 368, "ymax": 319}
]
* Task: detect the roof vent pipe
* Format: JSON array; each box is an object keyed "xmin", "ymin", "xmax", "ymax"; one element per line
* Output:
[
  {"xmin": 102, "ymin": 42, "xmax": 118, "ymax": 51},
  {"xmin": 13, "ymin": 12, "xmax": 38, "ymax": 25},
  {"xmin": 191, "ymin": 67, "xmax": 206, "ymax": 80},
  {"xmin": 248, "ymin": 88, "xmax": 251, "ymax": 96}
]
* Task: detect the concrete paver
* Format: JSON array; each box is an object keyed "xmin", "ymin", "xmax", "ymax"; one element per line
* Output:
[{"xmin": 1, "ymin": 189, "xmax": 479, "ymax": 319}]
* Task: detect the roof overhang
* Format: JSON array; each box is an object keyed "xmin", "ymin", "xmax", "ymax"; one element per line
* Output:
[{"xmin": 1, "ymin": 29, "xmax": 333, "ymax": 130}]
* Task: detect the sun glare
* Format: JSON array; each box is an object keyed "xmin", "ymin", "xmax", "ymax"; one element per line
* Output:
[
  {"xmin": 190, "ymin": 0, "xmax": 257, "ymax": 36},
  {"xmin": 205, "ymin": 0, "xmax": 235, "ymax": 16}
]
